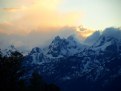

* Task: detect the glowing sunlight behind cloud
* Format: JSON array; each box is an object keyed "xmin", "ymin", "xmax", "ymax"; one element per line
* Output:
[{"xmin": 75, "ymin": 25, "xmax": 94, "ymax": 39}]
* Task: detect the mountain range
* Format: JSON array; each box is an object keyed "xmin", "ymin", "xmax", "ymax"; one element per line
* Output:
[{"xmin": 1, "ymin": 27, "xmax": 121, "ymax": 91}]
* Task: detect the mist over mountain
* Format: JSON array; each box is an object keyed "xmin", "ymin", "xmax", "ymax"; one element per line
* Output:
[
  {"xmin": 0, "ymin": 27, "xmax": 79, "ymax": 50},
  {"xmin": 84, "ymin": 30, "xmax": 101, "ymax": 46}
]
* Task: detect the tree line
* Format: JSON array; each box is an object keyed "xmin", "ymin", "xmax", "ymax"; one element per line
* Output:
[{"xmin": 0, "ymin": 51, "xmax": 60, "ymax": 91}]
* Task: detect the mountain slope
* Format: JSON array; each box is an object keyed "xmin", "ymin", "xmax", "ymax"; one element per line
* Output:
[{"xmin": 23, "ymin": 35, "xmax": 86, "ymax": 65}]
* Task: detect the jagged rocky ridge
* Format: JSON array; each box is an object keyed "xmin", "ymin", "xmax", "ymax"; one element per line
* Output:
[
  {"xmin": 21, "ymin": 27, "xmax": 121, "ymax": 91},
  {"xmin": 22, "ymin": 35, "xmax": 86, "ymax": 65}
]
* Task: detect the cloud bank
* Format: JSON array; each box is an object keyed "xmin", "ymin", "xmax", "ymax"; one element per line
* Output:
[{"xmin": 0, "ymin": 0, "xmax": 94, "ymax": 49}]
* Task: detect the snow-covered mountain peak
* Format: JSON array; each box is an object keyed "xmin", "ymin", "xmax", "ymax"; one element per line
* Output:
[
  {"xmin": 6, "ymin": 45, "xmax": 16, "ymax": 52},
  {"xmin": 47, "ymin": 35, "xmax": 85, "ymax": 57},
  {"xmin": 0, "ymin": 45, "xmax": 30, "ymax": 57},
  {"xmin": 67, "ymin": 35, "xmax": 79, "ymax": 46},
  {"xmin": 102, "ymin": 27, "xmax": 121, "ymax": 40},
  {"xmin": 91, "ymin": 28, "xmax": 121, "ymax": 51},
  {"xmin": 52, "ymin": 36, "xmax": 62, "ymax": 43},
  {"xmin": 67, "ymin": 35, "xmax": 75, "ymax": 40},
  {"xmin": 30, "ymin": 47, "xmax": 42, "ymax": 54},
  {"xmin": 1, "ymin": 45, "xmax": 17, "ymax": 57}
]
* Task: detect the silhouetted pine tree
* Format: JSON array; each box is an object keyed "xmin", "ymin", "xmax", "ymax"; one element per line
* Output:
[{"xmin": 0, "ymin": 51, "xmax": 60, "ymax": 91}]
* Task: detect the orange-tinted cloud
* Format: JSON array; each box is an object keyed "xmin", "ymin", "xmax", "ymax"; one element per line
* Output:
[
  {"xmin": 0, "ymin": 0, "xmax": 82, "ymax": 35},
  {"xmin": 0, "ymin": 6, "xmax": 27, "ymax": 12},
  {"xmin": 0, "ymin": 8, "xmax": 19, "ymax": 12},
  {"xmin": 76, "ymin": 26, "xmax": 95, "ymax": 39}
]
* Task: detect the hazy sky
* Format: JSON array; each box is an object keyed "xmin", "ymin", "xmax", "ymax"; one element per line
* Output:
[
  {"xmin": 59, "ymin": 0, "xmax": 121, "ymax": 29},
  {"xmin": 0, "ymin": 0, "xmax": 121, "ymax": 49},
  {"xmin": 0, "ymin": 0, "xmax": 121, "ymax": 30}
]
